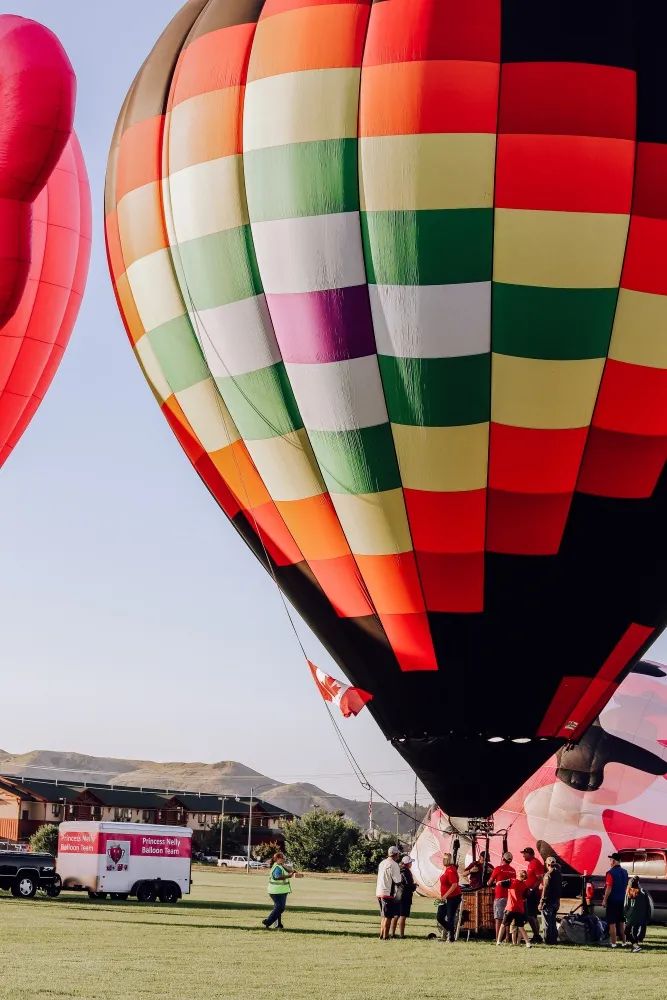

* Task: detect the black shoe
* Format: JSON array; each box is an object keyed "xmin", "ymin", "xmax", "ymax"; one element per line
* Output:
[
  {"xmin": 262, "ymin": 920, "xmax": 270, "ymax": 929},
  {"xmin": 531, "ymin": 936, "xmax": 544, "ymax": 944}
]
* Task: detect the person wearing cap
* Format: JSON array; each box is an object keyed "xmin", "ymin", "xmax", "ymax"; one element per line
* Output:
[
  {"xmin": 390, "ymin": 855, "xmax": 417, "ymax": 939},
  {"xmin": 624, "ymin": 876, "xmax": 650, "ymax": 952},
  {"xmin": 521, "ymin": 847, "xmax": 545, "ymax": 943},
  {"xmin": 603, "ymin": 852, "xmax": 629, "ymax": 947},
  {"xmin": 376, "ymin": 845, "xmax": 402, "ymax": 940},
  {"xmin": 437, "ymin": 852, "xmax": 462, "ymax": 943},
  {"xmin": 487, "ymin": 851, "xmax": 516, "ymax": 938},
  {"xmin": 538, "ymin": 857, "xmax": 562, "ymax": 945}
]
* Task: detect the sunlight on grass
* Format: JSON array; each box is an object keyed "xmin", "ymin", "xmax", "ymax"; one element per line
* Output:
[{"xmin": 2, "ymin": 869, "xmax": 664, "ymax": 1000}]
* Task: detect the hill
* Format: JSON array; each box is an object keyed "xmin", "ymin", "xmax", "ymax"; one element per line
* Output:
[{"xmin": 0, "ymin": 749, "xmax": 424, "ymax": 835}]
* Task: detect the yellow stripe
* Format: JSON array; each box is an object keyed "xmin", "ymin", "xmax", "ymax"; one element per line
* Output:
[
  {"xmin": 330, "ymin": 489, "xmax": 412, "ymax": 555},
  {"xmin": 359, "ymin": 133, "xmax": 496, "ymax": 212},
  {"xmin": 116, "ymin": 182, "xmax": 167, "ymax": 268},
  {"xmin": 392, "ymin": 423, "xmax": 489, "ymax": 491},
  {"xmin": 175, "ymin": 379, "xmax": 241, "ymax": 452},
  {"xmin": 243, "ymin": 68, "xmax": 360, "ymax": 151},
  {"xmin": 245, "ymin": 430, "xmax": 326, "ymax": 502},
  {"xmin": 135, "ymin": 334, "xmax": 171, "ymax": 404},
  {"xmin": 164, "ymin": 156, "xmax": 248, "ymax": 244},
  {"xmin": 494, "ymin": 209, "xmax": 630, "ymax": 288},
  {"xmin": 609, "ymin": 288, "xmax": 667, "ymax": 368},
  {"xmin": 126, "ymin": 248, "xmax": 185, "ymax": 333},
  {"xmin": 492, "ymin": 354, "xmax": 605, "ymax": 428}
]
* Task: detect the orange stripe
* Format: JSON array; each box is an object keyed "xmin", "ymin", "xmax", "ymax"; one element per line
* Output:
[
  {"xmin": 355, "ymin": 551, "xmax": 425, "ymax": 615},
  {"xmin": 209, "ymin": 440, "xmax": 271, "ymax": 510},
  {"xmin": 166, "ymin": 87, "xmax": 244, "ymax": 173},
  {"xmin": 248, "ymin": 3, "xmax": 368, "ymax": 80},
  {"xmin": 276, "ymin": 493, "xmax": 353, "ymax": 561},
  {"xmin": 116, "ymin": 274, "xmax": 145, "ymax": 344},
  {"xmin": 360, "ymin": 60, "xmax": 499, "ymax": 137},
  {"xmin": 116, "ymin": 117, "xmax": 163, "ymax": 202},
  {"xmin": 170, "ymin": 24, "xmax": 256, "ymax": 106},
  {"xmin": 251, "ymin": 501, "xmax": 303, "ymax": 566},
  {"xmin": 308, "ymin": 554, "xmax": 374, "ymax": 617}
]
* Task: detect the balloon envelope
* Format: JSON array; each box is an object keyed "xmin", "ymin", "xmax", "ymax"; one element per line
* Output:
[
  {"xmin": 412, "ymin": 659, "xmax": 667, "ymax": 894},
  {"xmin": 0, "ymin": 16, "xmax": 90, "ymax": 468},
  {"xmin": 106, "ymin": 0, "xmax": 667, "ymax": 816}
]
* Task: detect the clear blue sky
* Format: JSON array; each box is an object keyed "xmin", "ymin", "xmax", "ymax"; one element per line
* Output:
[
  {"xmin": 1, "ymin": 0, "xmax": 430, "ymax": 806},
  {"xmin": 2, "ymin": 2, "xmax": 665, "ymax": 807}
]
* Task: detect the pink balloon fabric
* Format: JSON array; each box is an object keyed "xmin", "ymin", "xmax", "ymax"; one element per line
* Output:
[{"xmin": 0, "ymin": 15, "xmax": 89, "ymax": 468}]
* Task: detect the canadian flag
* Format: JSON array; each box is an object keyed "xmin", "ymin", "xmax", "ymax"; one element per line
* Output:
[{"xmin": 308, "ymin": 661, "xmax": 373, "ymax": 718}]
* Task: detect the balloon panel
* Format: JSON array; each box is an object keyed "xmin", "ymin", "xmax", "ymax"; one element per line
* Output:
[{"xmin": 106, "ymin": 0, "xmax": 667, "ymax": 816}]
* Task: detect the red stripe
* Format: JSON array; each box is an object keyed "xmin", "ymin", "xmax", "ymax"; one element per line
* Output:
[
  {"xmin": 486, "ymin": 491, "xmax": 573, "ymax": 556},
  {"xmin": 499, "ymin": 63, "xmax": 636, "ymax": 140},
  {"xmin": 404, "ymin": 488, "xmax": 486, "ymax": 553},
  {"xmin": 590, "ymin": 359, "xmax": 667, "ymax": 436},
  {"xmin": 416, "ymin": 551, "xmax": 484, "ymax": 613},
  {"xmin": 632, "ymin": 142, "xmax": 667, "ymax": 220},
  {"xmin": 577, "ymin": 427, "xmax": 667, "ymax": 499},
  {"xmin": 489, "ymin": 424, "xmax": 588, "ymax": 494},
  {"xmin": 621, "ymin": 215, "xmax": 667, "ymax": 295},
  {"xmin": 495, "ymin": 134, "xmax": 634, "ymax": 214},
  {"xmin": 363, "ymin": 0, "xmax": 500, "ymax": 66}
]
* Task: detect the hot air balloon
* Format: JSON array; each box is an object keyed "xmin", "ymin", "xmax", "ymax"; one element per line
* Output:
[
  {"xmin": 105, "ymin": 0, "xmax": 667, "ymax": 817},
  {"xmin": 412, "ymin": 659, "xmax": 667, "ymax": 894},
  {"xmin": 0, "ymin": 16, "xmax": 90, "ymax": 468}
]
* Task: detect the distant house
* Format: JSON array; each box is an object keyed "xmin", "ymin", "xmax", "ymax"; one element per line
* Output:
[{"xmin": 0, "ymin": 775, "xmax": 295, "ymax": 849}]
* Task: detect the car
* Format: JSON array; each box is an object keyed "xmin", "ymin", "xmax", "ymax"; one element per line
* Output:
[
  {"xmin": 585, "ymin": 849, "xmax": 667, "ymax": 924},
  {"xmin": 0, "ymin": 851, "xmax": 61, "ymax": 899},
  {"xmin": 217, "ymin": 855, "xmax": 264, "ymax": 869}
]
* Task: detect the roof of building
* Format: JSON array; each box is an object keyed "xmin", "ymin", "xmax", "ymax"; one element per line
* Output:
[{"xmin": 0, "ymin": 774, "xmax": 295, "ymax": 818}]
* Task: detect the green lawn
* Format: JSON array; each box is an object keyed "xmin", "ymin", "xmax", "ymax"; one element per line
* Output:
[{"xmin": 2, "ymin": 868, "xmax": 665, "ymax": 1000}]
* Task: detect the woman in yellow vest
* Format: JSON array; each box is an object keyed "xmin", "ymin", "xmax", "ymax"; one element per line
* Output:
[{"xmin": 262, "ymin": 851, "xmax": 293, "ymax": 930}]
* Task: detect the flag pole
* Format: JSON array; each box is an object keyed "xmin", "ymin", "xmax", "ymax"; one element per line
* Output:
[{"xmin": 246, "ymin": 786, "xmax": 253, "ymax": 874}]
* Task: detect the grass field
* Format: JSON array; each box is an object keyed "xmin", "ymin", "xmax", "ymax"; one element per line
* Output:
[{"xmin": 2, "ymin": 868, "xmax": 665, "ymax": 1000}]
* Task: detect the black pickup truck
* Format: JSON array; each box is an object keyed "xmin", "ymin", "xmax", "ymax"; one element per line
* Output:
[{"xmin": 0, "ymin": 851, "xmax": 61, "ymax": 899}]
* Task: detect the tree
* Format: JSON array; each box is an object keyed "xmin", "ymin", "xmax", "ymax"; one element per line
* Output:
[
  {"xmin": 283, "ymin": 809, "xmax": 360, "ymax": 872},
  {"xmin": 198, "ymin": 817, "xmax": 245, "ymax": 857},
  {"xmin": 29, "ymin": 824, "xmax": 59, "ymax": 857},
  {"xmin": 347, "ymin": 834, "xmax": 399, "ymax": 875},
  {"xmin": 253, "ymin": 841, "xmax": 281, "ymax": 863}
]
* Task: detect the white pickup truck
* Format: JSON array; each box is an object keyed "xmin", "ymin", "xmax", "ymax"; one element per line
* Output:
[{"xmin": 217, "ymin": 855, "xmax": 264, "ymax": 869}]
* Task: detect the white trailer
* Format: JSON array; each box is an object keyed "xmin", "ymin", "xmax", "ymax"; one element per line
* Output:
[{"xmin": 57, "ymin": 822, "xmax": 192, "ymax": 903}]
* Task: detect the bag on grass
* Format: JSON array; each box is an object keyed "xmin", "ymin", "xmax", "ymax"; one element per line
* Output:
[{"xmin": 558, "ymin": 914, "xmax": 606, "ymax": 945}]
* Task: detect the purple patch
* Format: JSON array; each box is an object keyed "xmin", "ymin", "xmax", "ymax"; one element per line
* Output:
[{"xmin": 266, "ymin": 285, "xmax": 377, "ymax": 364}]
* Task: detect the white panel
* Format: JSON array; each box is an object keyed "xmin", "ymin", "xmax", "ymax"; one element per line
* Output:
[
  {"xmin": 126, "ymin": 248, "xmax": 184, "ymax": 332},
  {"xmin": 165, "ymin": 156, "xmax": 248, "ymax": 244},
  {"xmin": 175, "ymin": 378, "xmax": 241, "ymax": 452},
  {"xmin": 286, "ymin": 355, "xmax": 388, "ymax": 431},
  {"xmin": 369, "ymin": 283, "xmax": 491, "ymax": 358},
  {"xmin": 191, "ymin": 295, "xmax": 282, "ymax": 377},
  {"xmin": 251, "ymin": 213, "xmax": 365, "ymax": 293}
]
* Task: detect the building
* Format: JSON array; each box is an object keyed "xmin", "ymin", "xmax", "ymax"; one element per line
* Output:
[{"xmin": 0, "ymin": 774, "xmax": 295, "ymax": 849}]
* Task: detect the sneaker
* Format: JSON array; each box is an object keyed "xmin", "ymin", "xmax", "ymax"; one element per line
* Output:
[
  {"xmin": 610, "ymin": 942, "xmax": 618, "ymax": 948},
  {"xmin": 632, "ymin": 945, "xmax": 642, "ymax": 953},
  {"xmin": 622, "ymin": 941, "xmax": 632, "ymax": 948},
  {"xmin": 526, "ymin": 942, "xmax": 532, "ymax": 949},
  {"xmin": 531, "ymin": 936, "xmax": 544, "ymax": 944}
]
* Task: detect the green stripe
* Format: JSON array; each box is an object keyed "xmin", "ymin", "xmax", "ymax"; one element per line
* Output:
[
  {"xmin": 148, "ymin": 315, "xmax": 209, "ymax": 393},
  {"xmin": 244, "ymin": 139, "xmax": 359, "ymax": 222},
  {"xmin": 173, "ymin": 227, "xmax": 263, "ymax": 309},
  {"xmin": 378, "ymin": 354, "xmax": 490, "ymax": 426},
  {"xmin": 215, "ymin": 363, "xmax": 303, "ymax": 440},
  {"xmin": 492, "ymin": 284, "xmax": 618, "ymax": 360},
  {"xmin": 308, "ymin": 424, "xmax": 400, "ymax": 495},
  {"xmin": 361, "ymin": 209, "xmax": 493, "ymax": 286}
]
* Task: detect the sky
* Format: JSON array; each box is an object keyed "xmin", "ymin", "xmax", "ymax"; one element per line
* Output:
[
  {"xmin": 1, "ymin": 0, "xmax": 430, "ymax": 807},
  {"xmin": 3, "ymin": 2, "xmax": 666, "ymax": 810}
]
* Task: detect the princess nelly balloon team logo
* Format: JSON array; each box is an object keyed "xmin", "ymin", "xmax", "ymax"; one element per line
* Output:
[{"xmin": 106, "ymin": 841, "xmax": 130, "ymax": 872}]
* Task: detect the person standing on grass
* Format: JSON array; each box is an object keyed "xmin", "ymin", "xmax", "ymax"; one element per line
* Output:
[
  {"xmin": 437, "ymin": 852, "xmax": 462, "ymax": 943},
  {"xmin": 538, "ymin": 857, "xmax": 562, "ymax": 945},
  {"xmin": 624, "ymin": 876, "xmax": 650, "ymax": 952},
  {"xmin": 488, "ymin": 851, "xmax": 516, "ymax": 939},
  {"xmin": 390, "ymin": 856, "xmax": 417, "ymax": 939},
  {"xmin": 603, "ymin": 852, "xmax": 629, "ymax": 948},
  {"xmin": 496, "ymin": 870, "xmax": 532, "ymax": 948},
  {"xmin": 377, "ymin": 845, "xmax": 402, "ymax": 940},
  {"xmin": 521, "ymin": 847, "xmax": 545, "ymax": 943},
  {"xmin": 262, "ymin": 852, "xmax": 292, "ymax": 931}
]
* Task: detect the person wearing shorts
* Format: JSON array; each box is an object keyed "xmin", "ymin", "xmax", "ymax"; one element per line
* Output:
[
  {"xmin": 604, "ymin": 852, "xmax": 629, "ymax": 947},
  {"xmin": 376, "ymin": 845, "xmax": 402, "ymax": 940},
  {"xmin": 390, "ymin": 855, "xmax": 417, "ymax": 938},
  {"xmin": 488, "ymin": 852, "xmax": 516, "ymax": 939},
  {"xmin": 496, "ymin": 871, "xmax": 532, "ymax": 947}
]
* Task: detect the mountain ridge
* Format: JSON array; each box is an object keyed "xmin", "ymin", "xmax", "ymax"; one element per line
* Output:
[{"xmin": 0, "ymin": 749, "xmax": 423, "ymax": 834}]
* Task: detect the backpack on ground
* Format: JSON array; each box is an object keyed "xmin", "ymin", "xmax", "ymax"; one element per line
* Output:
[{"xmin": 558, "ymin": 913, "xmax": 607, "ymax": 945}]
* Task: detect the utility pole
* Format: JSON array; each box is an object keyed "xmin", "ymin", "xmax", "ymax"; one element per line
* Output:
[
  {"xmin": 246, "ymin": 787, "xmax": 254, "ymax": 874},
  {"xmin": 395, "ymin": 803, "xmax": 400, "ymax": 846},
  {"xmin": 218, "ymin": 797, "xmax": 226, "ymax": 860},
  {"xmin": 368, "ymin": 789, "xmax": 373, "ymax": 836}
]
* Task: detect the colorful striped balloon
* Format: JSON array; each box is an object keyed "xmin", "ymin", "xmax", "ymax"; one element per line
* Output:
[{"xmin": 105, "ymin": 0, "xmax": 667, "ymax": 817}]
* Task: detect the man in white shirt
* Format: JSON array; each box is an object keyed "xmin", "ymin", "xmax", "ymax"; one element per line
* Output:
[{"xmin": 376, "ymin": 845, "xmax": 402, "ymax": 940}]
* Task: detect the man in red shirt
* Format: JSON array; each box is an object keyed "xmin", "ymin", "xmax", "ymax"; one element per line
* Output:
[
  {"xmin": 437, "ymin": 852, "xmax": 462, "ymax": 943},
  {"xmin": 487, "ymin": 851, "xmax": 516, "ymax": 938},
  {"xmin": 521, "ymin": 847, "xmax": 545, "ymax": 943},
  {"xmin": 496, "ymin": 870, "xmax": 532, "ymax": 947}
]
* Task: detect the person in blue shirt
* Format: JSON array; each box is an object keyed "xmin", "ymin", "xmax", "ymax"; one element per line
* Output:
[{"xmin": 603, "ymin": 853, "xmax": 629, "ymax": 947}]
